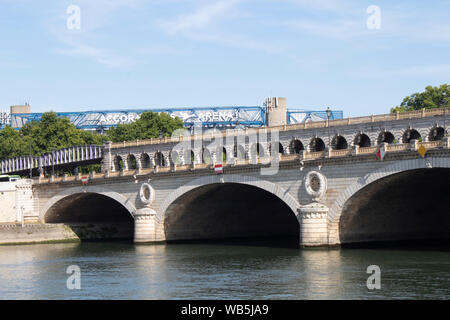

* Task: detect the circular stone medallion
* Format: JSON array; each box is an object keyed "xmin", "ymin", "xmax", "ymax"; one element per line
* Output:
[
  {"xmin": 304, "ymin": 171, "xmax": 327, "ymax": 200},
  {"xmin": 139, "ymin": 183, "xmax": 155, "ymax": 205}
]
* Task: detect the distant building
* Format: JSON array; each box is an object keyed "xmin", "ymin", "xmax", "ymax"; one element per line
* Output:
[{"xmin": 4, "ymin": 98, "xmax": 343, "ymax": 133}]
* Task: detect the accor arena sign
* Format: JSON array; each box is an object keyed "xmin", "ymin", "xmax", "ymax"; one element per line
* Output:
[{"xmin": 98, "ymin": 113, "xmax": 141, "ymax": 125}]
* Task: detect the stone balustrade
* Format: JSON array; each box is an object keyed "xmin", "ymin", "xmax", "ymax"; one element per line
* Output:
[{"xmin": 35, "ymin": 137, "xmax": 450, "ymax": 184}]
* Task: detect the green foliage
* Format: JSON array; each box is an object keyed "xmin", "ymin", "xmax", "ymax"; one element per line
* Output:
[
  {"xmin": 0, "ymin": 112, "xmax": 103, "ymax": 159},
  {"xmin": 0, "ymin": 126, "xmax": 29, "ymax": 158},
  {"xmin": 106, "ymin": 111, "xmax": 184, "ymax": 142},
  {"xmin": 391, "ymin": 84, "xmax": 450, "ymax": 113}
]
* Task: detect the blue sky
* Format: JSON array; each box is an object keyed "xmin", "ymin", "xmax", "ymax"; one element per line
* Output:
[{"xmin": 0, "ymin": 0, "xmax": 449, "ymax": 116}]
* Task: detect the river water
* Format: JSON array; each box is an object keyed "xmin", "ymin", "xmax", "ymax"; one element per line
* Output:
[{"xmin": 0, "ymin": 242, "xmax": 448, "ymax": 299}]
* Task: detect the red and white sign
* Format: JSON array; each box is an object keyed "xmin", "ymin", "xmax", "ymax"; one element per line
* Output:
[
  {"xmin": 81, "ymin": 176, "xmax": 89, "ymax": 185},
  {"xmin": 376, "ymin": 148, "xmax": 385, "ymax": 161},
  {"xmin": 214, "ymin": 164, "xmax": 223, "ymax": 174}
]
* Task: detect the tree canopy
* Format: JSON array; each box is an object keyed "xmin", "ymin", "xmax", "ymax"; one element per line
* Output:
[
  {"xmin": 391, "ymin": 84, "xmax": 450, "ymax": 113},
  {"xmin": 0, "ymin": 112, "xmax": 103, "ymax": 159},
  {"xmin": 106, "ymin": 111, "xmax": 184, "ymax": 142}
]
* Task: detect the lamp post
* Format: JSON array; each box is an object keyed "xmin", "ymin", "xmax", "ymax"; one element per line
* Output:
[
  {"xmin": 52, "ymin": 149, "xmax": 55, "ymax": 177},
  {"xmin": 326, "ymin": 107, "xmax": 332, "ymax": 150},
  {"xmin": 29, "ymin": 140, "xmax": 32, "ymax": 179},
  {"xmin": 444, "ymin": 106, "xmax": 447, "ymax": 137}
]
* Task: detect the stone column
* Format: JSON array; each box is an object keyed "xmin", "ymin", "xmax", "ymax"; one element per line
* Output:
[
  {"xmin": 410, "ymin": 139, "xmax": 418, "ymax": 151},
  {"xmin": 134, "ymin": 208, "xmax": 158, "ymax": 243},
  {"xmin": 298, "ymin": 202, "xmax": 329, "ymax": 247},
  {"xmin": 443, "ymin": 137, "xmax": 450, "ymax": 148},
  {"xmin": 352, "ymin": 145, "xmax": 359, "ymax": 156},
  {"xmin": 101, "ymin": 142, "xmax": 112, "ymax": 173}
]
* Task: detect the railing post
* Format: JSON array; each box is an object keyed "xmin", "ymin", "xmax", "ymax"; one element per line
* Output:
[
  {"xmin": 352, "ymin": 145, "xmax": 359, "ymax": 156},
  {"xmin": 410, "ymin": 139, "xmax": 418, "ymax": 151},
  {"xmin": 300, "ymin": 150, "xmax": 306, "ymax": 160},
  {"xmin": 442, "ymin": 137, "xmax": 450, "ymax": 149}
]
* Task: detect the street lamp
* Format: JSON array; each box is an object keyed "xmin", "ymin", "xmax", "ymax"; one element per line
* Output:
[
  {"xmin": 29, "ymin": 140, "xmax": 32, "ymax": 179},
  {"xmin": 326, "ymin": 107, "xmax": 332, "ymax": 149},
  {"xmin": 444, "ymin": 106, "xmax": 447, "ymax": 137},
  {"xmin": 52, "ymin": 149, "xmax": 55, "ymax": 177}
]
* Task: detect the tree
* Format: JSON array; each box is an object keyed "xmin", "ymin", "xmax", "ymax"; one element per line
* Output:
[
  {"xmin": 106, "ymin": 111, "xmax": 184, "ymax": 142},
  {"xmin": 391, "ymin": 84, "xmax": 450, "ymax": 113},
  {"xmin": 20, "ymin": 112, "xmax": 103, "ymax": 156},
  {"xmin": 0, "ymin": 112, "xmax": 103, "ymax": 160},
  {"xmin": 0, "ymin": 126, "xmax": 28, "ymax": 159}
]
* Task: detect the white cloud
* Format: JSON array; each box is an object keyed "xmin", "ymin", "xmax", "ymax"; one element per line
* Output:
[
  {"xmin": 156, "ymin": 0, "xmax": 285, "ymax": 54},
  {"xmin": 285, "ymin": 18, "xmax": 366, "ymax": 40},
  {"xmin": 46, "ymin": 1, "xmax": 142, "ymax": 68},
  {"xmin": 350, "ymin": 64, "xmax": 450, "ymax": 79},
  {"xmin": 157, "ymin": 0, "xmax": 240, "ymax": 34},
  {"xmin": 53, "ymin": 37, "xmax": 133, "ymax": 68}
]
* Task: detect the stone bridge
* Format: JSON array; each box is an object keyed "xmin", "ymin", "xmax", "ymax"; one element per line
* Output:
[{"xmin": 29, "ymin": 108, "xmax": 450, "ymax": 246}]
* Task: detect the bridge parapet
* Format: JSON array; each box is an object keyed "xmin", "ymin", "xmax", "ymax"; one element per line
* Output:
[
  {"xmin": 108, "ymin": 107, "xmax": 449, "ymax": 149},
  {"xmin": 35, "ymin": 137, "xmax": 450, "ymax": 185}
]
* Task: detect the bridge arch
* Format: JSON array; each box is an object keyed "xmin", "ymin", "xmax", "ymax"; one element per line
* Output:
[
  {"xmin": 328, "ymin": 157, "xmax": 450, "ymax": 244},
  {"xmin": 126, "ymin": 154, "xmax": 137, "ymax": 170},
  {"xmin": 40, "ymin": 186, "xmax": 137, "ymax": 240},
  {"xmin": 156, "ymin": 174, "xmax": 301, "ymax": 244},
  {"xmin": 113, "ymin": 155, "xmax": 124, "ymax": 171},
  {"xmin": 140, "ymin": 153, "xmax": 151, "ymax": 168},
  {"xmin": 40, "ymin": 186, "xmax": 137, "ymax": 222},
  {"xmin": 429, "ymin": 126, "xmax": 445, "ymax": 141},
  {"xmin": 310, "ymin": 137, "xmax": 325, "ymax": 152},
  {"xmin": 234, "ymin": 144, "xmax": 246, "ymax": 160},
  {"xmin": 331, "ymin": 135, "xmax": 348, "ymax": 150},
  {"xmin": 354, "ymin": 133, "xmax": 371, "ymax": 147},
  {"xmin": 378, "ymin": 131, "xmax": 395, "ymax": 144},
  {"xmin": 289, "ymin": 139, "xmax": 304, "ymax": 154},
  {"xmin": 157, "ymin": 174, "xmax": 300, "ymax": 222},
  {"xmin": 402, "ymin": 128, "xmax": 421, "ymax": 143},
  {"xmin": 250, "ymin": 143, "xmax": 265, "ymax": 157}
]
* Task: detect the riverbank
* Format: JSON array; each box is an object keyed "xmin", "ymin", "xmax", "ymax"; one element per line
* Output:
[
  {"xmin": 0, "ymin": 223, "xmax": 79, "ymax": 245},
  {"xmin": 0, "ymin": 222, "xmax": 134, "ymax": 245}
]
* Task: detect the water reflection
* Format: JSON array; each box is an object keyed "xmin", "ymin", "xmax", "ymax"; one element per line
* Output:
[{"xmin": 0, "ymin": 243, "xmax": 448, "ymax": 299}]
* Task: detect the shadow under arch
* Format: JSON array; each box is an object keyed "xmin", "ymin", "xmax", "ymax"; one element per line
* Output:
[
  {"xmin": 328, "ymin": 157, "xmax": 450, "ymax": 245},
  {"xmin": 157, "ymin": 174, "xmax": 301, "ymax": 247},
  {"xmin": 41, "ymin": 186, "xmax": 136, "ymax": 241}
]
